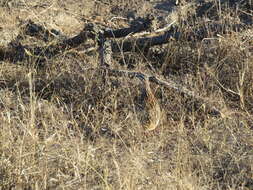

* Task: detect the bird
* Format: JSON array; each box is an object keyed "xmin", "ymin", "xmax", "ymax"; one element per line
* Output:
[{"xmin": 143, "ymin": 78, "xmax": 161, "ymax": 131}]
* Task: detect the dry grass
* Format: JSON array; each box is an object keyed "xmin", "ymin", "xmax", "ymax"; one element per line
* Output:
[{"xmin": 0, "ymin": 0, "xmax": 253, "ymax": 189}]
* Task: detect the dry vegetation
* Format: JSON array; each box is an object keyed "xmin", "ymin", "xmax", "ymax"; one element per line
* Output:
[{"xmin": 0, "ymin": 0, "xmax": 252, "ymax": 189}]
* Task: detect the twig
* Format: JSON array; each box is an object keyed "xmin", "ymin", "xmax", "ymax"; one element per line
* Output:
[
  {"xmin": 103, "ymin": 15, "xmax": 154, "ymax": 38},
  {"xmin": 111, "ymin": 28, "xmax": 180, "ymax": 53}
]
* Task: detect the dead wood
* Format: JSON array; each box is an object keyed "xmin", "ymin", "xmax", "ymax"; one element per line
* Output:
[
  {"xmin": 0, "ymin": 16, "xmax": 153, "ymax": 62},
  {"xmin": 1, "ymin": 17, "xmax": 241, "ymax": 117},
  {"xmin": 22, "ymin": 20, "xmax": 66, "ymax": 42},
  {"xmin": 0, "ymin": 0, "xmax": 251, "ymax": 63},
  {"xmin": 0, "ymin": 23, "xmax": 98, "ymax": 62},
  {"xmin": 99, "ymin": 38, "xmax": 112, "ymax": 67},
  {"xmin": 111, "ymin": 27, "xmax": 180, "ymax": 52},
  {"xmin": 0, "ymin": 22, "xmax": 248, "ymax": 63},
  {"xmin": 103, "ymin": 15, "xmax": 154, "ymax": 38},
  {"xmin": 83, "ymin": 67, "xmax": 222, "ymax": 116},
  {"xmin": 0, "ymin": 65, "xmax": 220, "ymax": 116},
  {"xmin": 110, "ymin": 21, "xmax": 250, "ymax": 53}
]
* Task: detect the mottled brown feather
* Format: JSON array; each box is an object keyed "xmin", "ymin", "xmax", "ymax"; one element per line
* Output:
[{"xmin": 144, "ymin": 79, "xmax": 161, "ymax": 131}]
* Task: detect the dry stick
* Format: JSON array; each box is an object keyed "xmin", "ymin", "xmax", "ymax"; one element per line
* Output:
[
  {"xmin": 98, "ymin": 30, "xmax": 113, "ymax": 86},
  {"xmin": 131, "ymin": 20, "xmax": 177, "ymax": 37},
  {"xmin": 0, "ymin": 24, "xmax": 97, "ymax": 62},
  {"xmin": 0, "ymin": 20, "xmax": 248, "ymax": 62},
  {"xmin": 110, "ymin": 22, "xmax": 250, "ymax": 53},
  {"xmin": 0, "ymin": 17, "xmax": 153, "ymax": 62},
  {"xmin": 84, "ymin": 67, "xmax": 222, "ymax": 116},
  {"xmin": 98, "ymin": 32, "xmax": 112, "ymax": 67},
  {"xmin": 111, "ymin": 28, "xmax": 180, "ymax": 53},
  {"xmin": 103, "ymin": 15, "xmax": 154, "ymax": 38},
  {"xmin": 106, "ymin": 22, "xmax": 217, "ymax": 52}
]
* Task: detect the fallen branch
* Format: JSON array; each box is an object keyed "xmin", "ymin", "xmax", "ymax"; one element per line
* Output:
[
  {"xmin": 103, "ymin": 15, "xmax": 154, "ymax": 38},
  {"xmin": 0, "ymin": 16, "xmax": 153, "ymax": 62},
  {"xmin": 0, "ymin": 23, "xmax": 97, "ymax": 62},
  {"xmin": 0, "ymin": 16, "xmax": 250, "ymax": 62},
  {"xmin": 111, "ymin": 22, "xmax": 250, "ymax": 53},
  {"xmin": 83, "ymin": 67, "xmax": 222, "ymax": 116},
  {"xmin": 22, "ymin": 20, "xmax": 66, "ymax": 42},
  {"xmin": 111, "ymin": 27, "xmax": 180, "ymax": 52}
]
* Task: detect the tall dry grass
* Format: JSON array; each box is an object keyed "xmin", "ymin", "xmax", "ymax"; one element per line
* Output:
[{"xmin": 0, "ymin": 0, "xmax": 252, "ymax": 189}]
